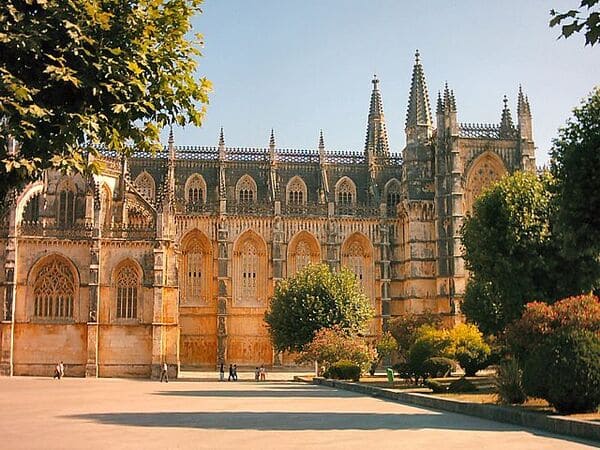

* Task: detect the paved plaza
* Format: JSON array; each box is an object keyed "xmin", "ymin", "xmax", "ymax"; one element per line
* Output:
[{"xmin": 0, "ymin": 374, "xmax": 597, "ymax": 449}]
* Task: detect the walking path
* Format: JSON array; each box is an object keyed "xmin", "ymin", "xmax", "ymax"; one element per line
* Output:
[{"xmin": 0, "ymin": 375, "xmax": 597, "ymax": 449}]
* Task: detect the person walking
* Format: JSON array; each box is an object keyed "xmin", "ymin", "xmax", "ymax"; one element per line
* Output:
[
  {"xmin": 228, "ymin": 364, "xmax": 234, "ymax": 381},
  {"xmin": 160, "ymin": 362, "xmax": 169, "ymax": 382},
  {"xmin": 259, "ymin": 364, "xmax": 266, "ymax": 381},
  {"xmin": 254, "ymin": 367, "xmax": 260, "ymax": 381},
  {"xmin": 233, "ymin": 364, "xmax": 238, "ymax": 381},
  {"xmin": 59, "ymin": 361, "xmax": 65, "ymax": 379},
  {"xmin": 219, "ymin": 363, "xmax": 225, "ymax": 381},
  {"xmin": 53, "ymin": 362, "xmax": 62, "ymax": 380}
]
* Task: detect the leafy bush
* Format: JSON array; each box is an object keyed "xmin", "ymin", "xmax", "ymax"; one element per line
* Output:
[
  {"xmin": 448, "ymin": 377, "xmax": 477, "ymax": 393},
  {"xmin": 297, "ymin": 326, "xmax": 376, "ymax": 374},
  {"xmin": 448, "ymin": 324, "xmax": 491, "ymax": 376},
  {"xmin": 388, "ymin": 312, "xmax": 442, "ymax": 360},
  {"xmin": 407, "ymin": 326, "xmax": 453, "ymax": 382},
  {"xmin": 369, "ymin": 331, "xmax": 397, "ymax": 375},
  {"xmin": 325, "ymin": 360, "xmax": 361, "ymax": 382},
  {"xmin": 392, "ymin": 362, "xmax": 413, "ymax": 381},
  {"xmin": 495, "ymin": 359, "xmax": 527, "ymax": 405},
  {"xmin": 424, "ymin": 379, "xmax": 447, "ymax": 393},
  {"xmin": 522, "ymin": 330, "xmax": 600, "ymax": 414},
  {"xmin": 508, "ymin": 295, "xmax": 600, "ymax": 360},
  {"xmin": 422, "ymin": 357, "xmax": 456, "ymax": 378}
]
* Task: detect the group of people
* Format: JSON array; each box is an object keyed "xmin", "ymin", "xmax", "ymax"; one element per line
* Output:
[{"xmin": 217, "ymin": 363, "xmax": 267, "ymax": 381}]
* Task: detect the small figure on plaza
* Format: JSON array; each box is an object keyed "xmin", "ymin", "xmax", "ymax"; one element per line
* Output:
[
  {"xmin": 259, "ymin": 364, "xmax": 266, "ymax": 381},
  {"xmin": 228, "ymin": 364, "xmax": 234, "ymax": 381},
  {"xmin": 219, "ymin": 363, "xmax": 225, "ymax": 381},
  {"xmin": 160, "ymin": 362, "xmax": 169, "ymax": 383},
  {"xmin": 232, "ymin": 364, "xmax": 238, "ymax": 381}
]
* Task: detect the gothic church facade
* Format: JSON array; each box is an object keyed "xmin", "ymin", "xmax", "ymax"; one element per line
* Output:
[{"xmin": 0, "ymin": 52, "xmax": 535, "ymax": 377}]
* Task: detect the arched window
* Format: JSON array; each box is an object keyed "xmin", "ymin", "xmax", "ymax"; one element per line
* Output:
[
  {"xmin": 236, "ymin": 175, "xmax": 257, "ymax": 204},
  {"xmin": 57, "ymin": 186, "xmax": 76, "ymax": 228},
  {"xmin": 347, "ymin": 242, "xmax": 365, "ymax": 286},
  {"xmin": 286, "ymin": 176, "xmax": 307, "ymax": 205},
  {"xmin": 295, "ymin": 241, "xmax": 311, "ymax": 273},
  {"xmin": 116, "ymin": 263, "xmax": 139, "ymax": 319},
  {"xmin": 385, "ymin": 179, "xmax": 401, "ymax": 216},
  {"xmin": 23, "ymin": 193, "xmax": 41, "ymax": 223},
  {"xmin": 184, "ymin": 240, "xmax": 203, "ymax": 304},
  {"xmin": 336, "ymin": 177, "xmax": 356, "ymax": 206},
  {"xmin": 33, "ymin": 256, "xmax": 75, "ymax": 319},
  {"xmin": 241, "ymin": 241, "xmax": 258, "ymax": 302},
  {"xmin": 185, "ymin": 174, "xmax": 206, "ymax": 204},
  {"xmin": 135, "ymin": 172, "xmax": 155, "ymax": 202},
  {"xmin": 465, "ymin": 153, "xmax": 506, "ymax": 213}
]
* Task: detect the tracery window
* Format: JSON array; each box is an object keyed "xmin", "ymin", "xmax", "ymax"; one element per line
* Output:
[
  {"xmin": 33, "ymin": 257, "xmax": 75, "ymax": 319},
  {"xmin": 57, "ymin": 188, "xmax": 76, "ymax": 228},
  {"xmin": 385, "ymin": 180, "xmax": 401, "ymax": 216},
  {"xmin": 286, "ymin": 176, "xmax": 307, "ymax": 205},
  {"xmin": 116, "ymin": 264, "xmax": 139, "ymax": 319},
  {"xmin": 183, "ymin": 241, "xmax": 203, "ymax": 304},
  {"xmin": 237, "ymin": 175, "xmax": 257, "ymax": 204},
  {"xmin": 336, "ymin": 178, "xmax": 356, "ymax": 206},
  {"xmin": 347, "ymin": 242, "xmax": 365, "ymax": 287},
  {"xmin": 240, "ymin": 241, "xmax": 258, "ymax": 302},
  {"xmin": 23, "ymin": 193, "xmax": 41, "ymax": 223},
  {"xmin": 465, "ymin": 155, "xmax": 506, "ymax": 213},
  {"xmin": 295, "ymin": 241, "xmax": 311, "ymax": 273},
  {"xmin": 135, "ymin": 172, "xmax": 155, "ymax": 202},
  {"xmin": 186, "ymin": 174, "xmax": 206, "ymax": 204}
]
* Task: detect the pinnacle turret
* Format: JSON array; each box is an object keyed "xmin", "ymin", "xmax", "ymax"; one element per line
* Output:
[
  {"xmin": 269, "ymin": 129, "xmax": 276, "ymax": 147},
  {"xmin": 517, "ymin": 85, "xmax": 531, "ymax": 117},
  {"xmin": 406, "ymin": 50, "xmax": 432, "ymax": 132},
  {"xmin": 499, "ymin": 95, "xmax": 516, "ymax": 137},
  {"xmin": 364, "ymin": 74, "xmax": 390, "ymax": 158}
]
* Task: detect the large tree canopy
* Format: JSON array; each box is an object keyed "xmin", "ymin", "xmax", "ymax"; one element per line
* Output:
[
  {"xmin": 551, "ymin": 87, "xmax": 600, "ymax": 259},
  {"xmin": 264, "ymin": 264, "xmax": 373, "ymax": 353},
  {"xmin": 0, "ymin": 0, "xmax": 211, "ymax": 199},
  {"xmin": 461, "ymin": 171, "xmax": 597, "ymax": 335}
]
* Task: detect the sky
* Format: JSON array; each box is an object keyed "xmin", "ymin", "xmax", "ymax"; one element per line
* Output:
[{"xmin": 170, "ymin": 0, "xmax": 599, "ymax": 166}]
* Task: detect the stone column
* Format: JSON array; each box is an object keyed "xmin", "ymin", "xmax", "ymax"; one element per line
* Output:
[
  {"xmin": 216, "ymin": 218, "xmax": 230, "ymax": 367},
  {"xmin": 379, "ymin": 222, "xmax": 391, "ymax": 327},
  {"xmin": 86, "ymin": 195, "xmax": 101, "ymax": 377},
  {"xmin": 324, "ymin": 219, "xmax": 340, "ymax": 271},
  {"xmin": 1, "ymin": 193, "xmax": 18, "ymax": 376}
]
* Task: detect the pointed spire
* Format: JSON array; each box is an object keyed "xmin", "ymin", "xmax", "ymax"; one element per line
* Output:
[
  {"xmin": 269, "ymin": 129, "xmax": 277, "ymax": 164},
  {"xmin": 406, "ymin": 50, "xmax": 432, "ymax": 131},
  {"xmin": 436, "ymin": 91, "xmax": 444, "ymax": 115},
  {"xmin": 499, "ymin": 95, "xmax": 516, "ymax": 138},
  {"xmin": 168, "ymin": 126, "xmax": 175, "ymax": 159},
  {"xmin": 319, "ymin": 129, "xmax": 325, "ymax": 150},
  {"xmin": 364, "ymin": 74, "xmax": 390, "ymax": 158},
  {"xmin": 269, "ymin": 128, "xmax": 275, "ymax": 147},
  {"xmin": 517, "ymin": 85, "xmax": 531, "ymax": 117},
  {"xmin": 218, "ymin": 127, "xmax": 226, "ymax": 160}
]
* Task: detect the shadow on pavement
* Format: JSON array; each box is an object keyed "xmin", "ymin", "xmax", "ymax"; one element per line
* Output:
[{"xmin": 152, "ymin": 388, "xmax": 361, "ymax": 398}]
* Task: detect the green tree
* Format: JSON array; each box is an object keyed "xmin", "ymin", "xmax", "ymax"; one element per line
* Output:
[
  {"xmin": 551, "ymin": 88, "xmax": 600, "ymax": 262},
  {"xmin": 388, "ymin": 311, "xmax": 441, "ymax": 361},
  {"xmin": 0, "ymin": 0, "xmax": 211, "ymax": 200},
  {"xmin": 264, "ymin": 263, "xmax": 373, "ymax": 353},
  {"xmin": 461, "ymin": 171, "xmax": 596, "ymax": 335},
  {"xmin": 550, "ymin": 1, "xmax": 600, "ymax": 46}
]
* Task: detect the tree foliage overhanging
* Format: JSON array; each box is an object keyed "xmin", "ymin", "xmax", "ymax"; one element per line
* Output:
[
  {"xmin": 0, "ymin": 0, "xmax": 211, "ymax": 199},
  {"xmin": 550, "ymin": 0, "xmax": 600, "ymax": 46},
  {"xmin": 264, "ymin": 263, "xmax": 373, "ymax": 353}
]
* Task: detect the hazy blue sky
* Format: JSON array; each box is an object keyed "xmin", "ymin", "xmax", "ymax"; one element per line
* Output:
[{"xmin": 171, "ymin": 0, "xmax": 599, "ymax": 165}]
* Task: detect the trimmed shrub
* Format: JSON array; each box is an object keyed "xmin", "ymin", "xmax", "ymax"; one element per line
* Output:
[
  {"xmin": 448, "ymin": 324, "xmax": 491, "ymax": 376},
  {"xmin": 392, "ymin": 362, "xmax": 413, "ymax": 381},
  {"xmin": 495, "ymin": 359, "xmax": 527, "ymax": 405},
  {"xmin": 326, "ymin": 360, "xmax": 361, "ymax": 382},
  {"xmin": 424, "ymin": 379, "xmax": 447, "ymax": 393},
  {"xmin": 422, "ymin": 357, "xmax": 456, "ymax": 378},
  {"xmin": 407, "ymin": 325, "xmax": 453, "ymax": 382},
  {"xmin": 447, "ymin": 377, "xmax": 477, "ymax": 393},
  {"xmin": 523, "ymin": 330, "xmax": 600, "ymax": 414}
]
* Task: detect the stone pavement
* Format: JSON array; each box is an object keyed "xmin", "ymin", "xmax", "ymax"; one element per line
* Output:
[{"xmin": 0, "ymin": 375, "xmax": 597, "ymax": 449}]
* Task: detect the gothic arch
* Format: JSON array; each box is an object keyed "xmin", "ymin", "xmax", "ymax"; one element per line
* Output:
[
  {"xmin": 464, "ymin": 151, "xmax": 507, "ymax": 213},
  {"xmin": 287, "ymin": 230, "xmax": 321, "ymax": 275},
  {"xmin": 384, "ymin": 178, "xmax": 402, "ymax": 216},
  {"xmin": 286, "ymin": 176, "xmax": 308, "ymax": 205},
  {"xmin": 232, "ymin": 230, "xmax": 267, "ymax": 306},
  {"xmin": 335, "ymin": 176, "xmax": 357, "ymax": 205},
  {"xmin": 341, "ymin": 232, "xmax": 374, "ymax": 301},
  {"xmin": 134, "ymin": 171, "xmax": 155, "ymax": 202},
  {"xmin": 112, "ymin": 258, "xmax": 143, "ymax": 321},
  {"xmin": 236, "ymin": 174, "xmax": 257, "ymax": 203},
  {"xmin": 55, "ymin": 177, "xmax": 79, "ymax": 228},
  {"xmin": 28, "ymin": 253, "xmax": 80, "ymax": 321},
  {"xmin": 179, "ymin": 229, "xmax": 213, "ymax": 306},
  {"xmin": 184, "ymin": 173, "xmax": 207, "ymax": 204},
  {"xmin": 16, "ymin": 181, "xmax": 44, "ymax": 225},
  {"xmin": 100, "ymin": 183, "xmax": 112, "ymax": 228}
]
